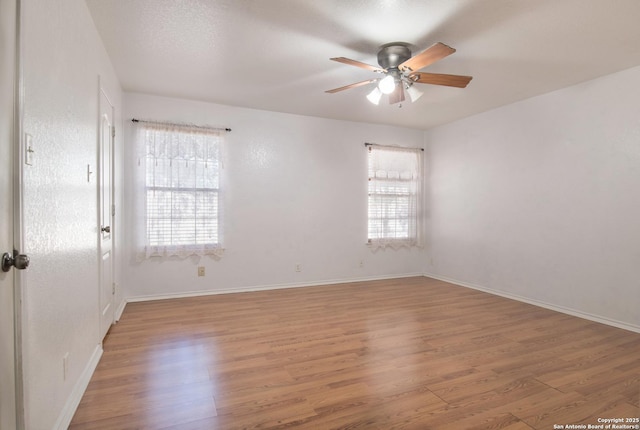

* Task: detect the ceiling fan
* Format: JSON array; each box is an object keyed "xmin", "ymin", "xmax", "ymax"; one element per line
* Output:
[{"xmin": 326, "ymin": 42, "xmax": 472, "ymax": 105}]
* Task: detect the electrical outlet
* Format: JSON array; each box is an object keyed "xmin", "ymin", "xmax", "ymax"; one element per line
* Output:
[
  {"xmin": 198, "ymin": 266, "xmax": 205, "ymax": 277},
  {"xmin": 295, "ymin": 264, "xmax": 301, "ymax": 272}
]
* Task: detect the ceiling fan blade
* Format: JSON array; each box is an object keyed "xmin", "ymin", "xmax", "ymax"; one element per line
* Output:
[
  {"xmin": 411, "ymin": 72, "xmax": 473, "ymax": 88},
  {"xmin": 389, "ymin": 84, "xmax": 405, "ymax": 104},
  {"xmin": 399, "ymin": 42, "xmax": 456, "ymax": 73},
  {"xmin": 325, "ymin": 79, "xmax": 378, "ymax": 94},
  {"xmin": 330, "ymin": 57, "xmax": 386, "ymax": 73}
]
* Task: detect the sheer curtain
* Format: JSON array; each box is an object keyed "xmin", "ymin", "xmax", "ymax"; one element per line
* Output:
[
  {"xmin": 367, "ymin": 145, "xmax": 423, "ymax": 250},
  {"xmin": 133, "ymin": 122, "xmax": 224, "ymax": 260}
]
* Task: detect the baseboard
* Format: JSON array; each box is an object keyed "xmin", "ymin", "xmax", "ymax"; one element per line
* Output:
[
  {"xmin": 53, "ymin": 344, "xmax": 103, "ymax": 430},
  {"xmin": 424, "ymin": 272, "xmax": 640, "ymax": 334},
  {"xmin": 126, "ymin": 272, "xmax": 424, "ymax": 303},
  {"xmin": 114, "ymin": 298, "xmax": 126, "ymax": 322}
]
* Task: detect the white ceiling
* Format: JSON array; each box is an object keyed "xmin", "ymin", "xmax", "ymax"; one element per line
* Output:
[{"xmin": 86, "ymin": 0, "xmax": 640, "ymax": 130}]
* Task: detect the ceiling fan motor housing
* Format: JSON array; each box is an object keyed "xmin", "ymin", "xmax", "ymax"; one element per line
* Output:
[{"xmin": 377, "ymin": 44, "xmax": 412, "ymax": 69}]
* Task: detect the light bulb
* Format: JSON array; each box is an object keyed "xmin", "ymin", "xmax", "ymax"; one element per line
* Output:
[
  {"xmin": 366, "ymin": 87, "xmax": 382, "ymax": 105},
  {"xmin": 406, "ymin": 84, "xmax": 423, "ymax": 102},
  {"xmin": 378, "ymin": 75, "xmax": 396, "ymax": 94}
]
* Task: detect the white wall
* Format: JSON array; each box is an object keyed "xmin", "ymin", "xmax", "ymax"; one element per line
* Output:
[
  {"xmin": 123, "ymin": 93, "xmax": 425, "ymax": 299},
  {"xmin": 16, "ymin": 2, "xmax": 639, "ymax": 424},
  {"xmin": 425, "ymin": 65, "xmax": 640, "ymax": 331},
  {"xmin": 21, "ymin": 0, "xmax": 123, "ymax": 428}
]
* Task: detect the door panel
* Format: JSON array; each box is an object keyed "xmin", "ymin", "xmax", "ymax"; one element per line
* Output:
[
  {"xmin": 99, "ymin": 90, "xmax": 114, "ymax": 340},
  {"xmin": 0, "ymin": 0, "xmax": 17, "ymax": 427}
]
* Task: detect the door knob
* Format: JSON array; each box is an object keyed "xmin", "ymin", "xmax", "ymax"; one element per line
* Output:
[
  {"xmin": 2, "ymin": 251, "xmax": 30, "ymax": 272},
  {"xmin": 101, "ymin": 226, "xmax": 111, "ymax": 233}
]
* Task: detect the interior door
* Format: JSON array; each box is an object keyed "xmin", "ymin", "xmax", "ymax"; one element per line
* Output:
[
  {"xmin": 98, "ymin": 89, "xmax": 114, "ymax": 340},
  {"xmin": 1, "ymin": 0, "xmax": 18, "ymax": 427}
]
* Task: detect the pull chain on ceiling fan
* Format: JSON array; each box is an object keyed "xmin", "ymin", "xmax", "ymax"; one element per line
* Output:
[{"xmin": 326, "ymin": 42, "xmax": 473, "ymax": 105}]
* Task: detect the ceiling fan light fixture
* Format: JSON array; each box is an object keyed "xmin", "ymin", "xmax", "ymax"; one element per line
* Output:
[
  {"xmin": 406, "ymin": 84, "xmax": 423, "ymax": 102},
  {"xmin": 326, "ymin": 41, "xmax": 472, "ymax": 106},
  {"xmin": 378, "ymin": 75, "xmax": 396, "ymax": 94},
  {"xmin": 366, "ymin": 87, "xmax": 383, "ymax": 105}
]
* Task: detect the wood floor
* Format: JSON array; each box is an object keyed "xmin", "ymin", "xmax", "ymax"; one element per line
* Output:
[{"xmin": 70, "ymin": 277, "xmax": 640, "ymax": 429}]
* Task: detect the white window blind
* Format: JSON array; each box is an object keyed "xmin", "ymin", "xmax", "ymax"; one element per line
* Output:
[
  {"xmin": 367, "ymin": 145, "xmax": 423, "ymax": 249},
  {"xmin": 136, "ymin": 122, "xmax": 224, "ymax": 259}
]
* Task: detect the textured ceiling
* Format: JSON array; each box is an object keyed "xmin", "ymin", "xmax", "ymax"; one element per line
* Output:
[{"xmin": 86, "ymin": 0, "xmax": 640, "ymax": 130}]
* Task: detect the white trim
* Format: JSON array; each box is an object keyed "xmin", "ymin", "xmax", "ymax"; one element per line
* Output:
[
  {"xmin": 13, "ymin": 0, "xmax": 26, "ymax": 427},
  {"xmin": 98, "ymin": 82, "xmax": 116, "ymax": 339},
  {"xmin": 53, "ymin": 344, "xmax": 103, "ymax": 430},
  {"xmin": 424, "ymin": 272, "xmax": 640, "ymax": 334},
  {"xmin": 114, "ymin": 298, "xmax": 126, "ymax": 322},
  {"xmin": 126, "ymin": 273, "xmax": 424, "ymax": 303}
]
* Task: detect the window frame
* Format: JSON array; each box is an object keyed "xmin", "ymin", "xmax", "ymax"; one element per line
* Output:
[
  {"xmin": 367, "ymin": 144, "xmax": 423, "ymax": 249},
  {"xmin": 135, "ymin": 123, "xmax": 225, "ymax": 259}
]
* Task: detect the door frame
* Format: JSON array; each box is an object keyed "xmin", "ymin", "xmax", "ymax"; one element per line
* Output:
[
  {"xmin": 8, "ymin": 0, "xmax": 26, "ymax": 427},
  {"xmin": 98, "ymin": 82, "xmax": 115, "ymax": 340},
  {"xmin": 14, "ymin": 0, "xmax": 25, "ymax": 424}
]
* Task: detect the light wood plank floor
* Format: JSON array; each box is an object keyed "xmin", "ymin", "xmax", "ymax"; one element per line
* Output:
[{"xmin": 71, "ymin": 277, "xmax": 639, "ymax": 429}]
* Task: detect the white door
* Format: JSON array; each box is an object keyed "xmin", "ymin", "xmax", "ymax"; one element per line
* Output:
[
  {"xmin": 98, "ymin": 89, "xmax": 114, "ymax": 340},
  {"xmin": 1, "ymin": 0, "xmax": 18, "ymax": 427}
]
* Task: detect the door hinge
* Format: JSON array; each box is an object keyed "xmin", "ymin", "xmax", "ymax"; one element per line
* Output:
[
  {"xmin": 111, "ymin": 204, "xmax": 115, "ymax": 217},
  {"xmin": 112, "ymin": 283, "xmax": 116, "ymax": 295},
  {"xmin": 111, "ymin": 126, "xmax": 115, "ymax": 139}
]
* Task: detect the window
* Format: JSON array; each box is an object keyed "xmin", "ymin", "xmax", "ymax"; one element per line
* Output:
[
  {"xmin": 367, "ymin": 144, "xmax": 423, "ymax": 249},
  {"xmin": 137, "ymin": 123, "xmax": 224, "ymax": 259}
]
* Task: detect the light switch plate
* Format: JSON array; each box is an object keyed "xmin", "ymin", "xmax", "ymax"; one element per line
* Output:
[{"xmin": 24, "ymin": 133, "xmax": 33, "ymax": 166}]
